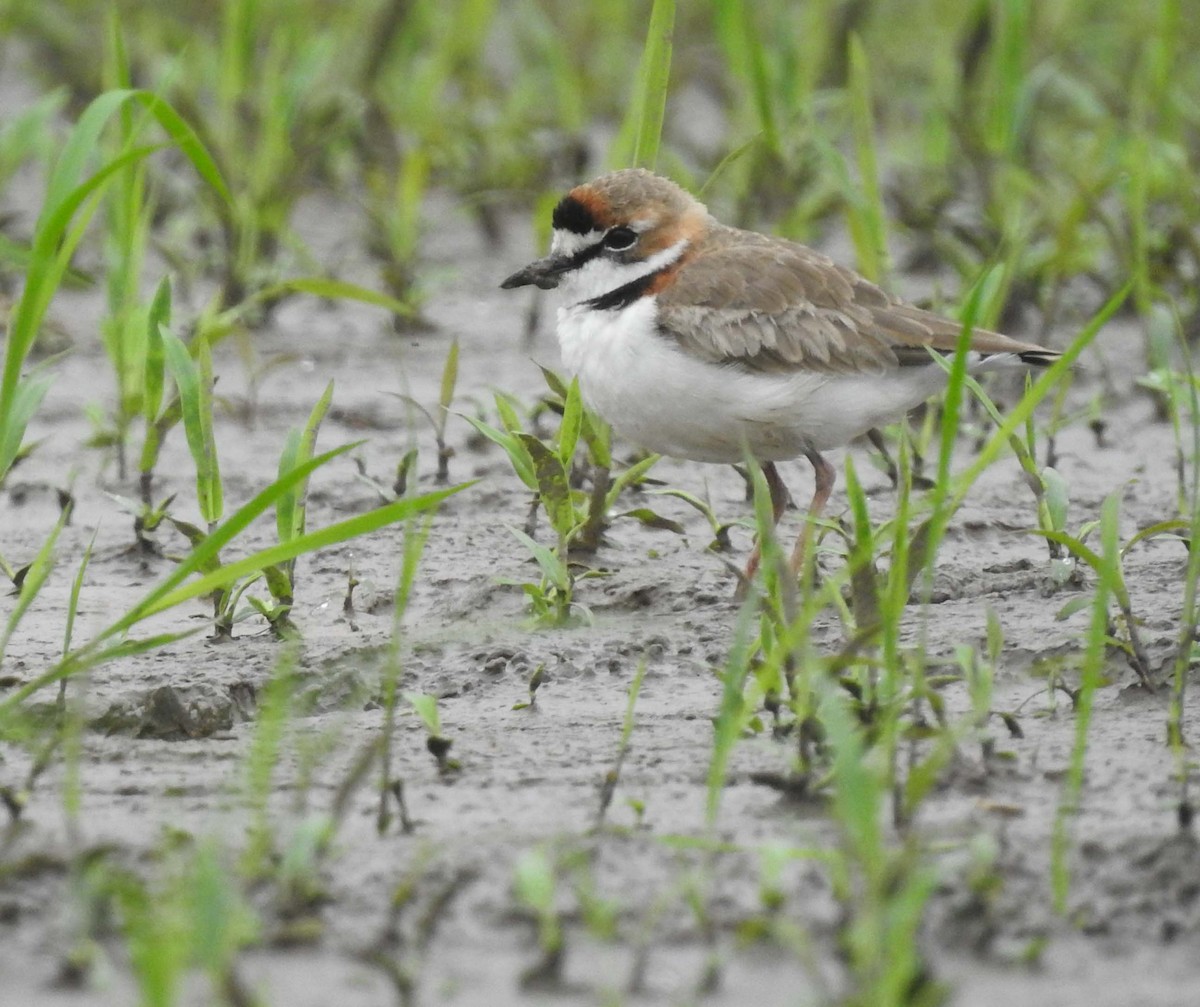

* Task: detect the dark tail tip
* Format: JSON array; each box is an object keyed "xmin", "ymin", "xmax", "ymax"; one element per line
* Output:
[{"xmin": 1018, "ymin": 349, "xmax": 1061, "ymax": 368}]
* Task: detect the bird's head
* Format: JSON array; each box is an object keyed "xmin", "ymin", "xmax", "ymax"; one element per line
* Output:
[{"xmin": 501, "ymin": 169, "xmax": 709, "ymax": 304}]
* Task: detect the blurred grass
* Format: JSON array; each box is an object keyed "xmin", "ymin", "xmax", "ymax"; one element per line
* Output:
[{"xmin": 0, "ymin": 0, "xmax": 1192, "ymax": 337}]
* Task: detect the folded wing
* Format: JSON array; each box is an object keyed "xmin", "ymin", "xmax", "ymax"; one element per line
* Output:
[{"xmin": 656, "ymin": 226, "xmax": 1058, "ymax": 374}]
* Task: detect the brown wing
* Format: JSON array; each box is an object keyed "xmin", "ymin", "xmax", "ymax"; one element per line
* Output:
[{"xmin": 656, "ymin": 225, "xmax": 1055, "ymax": 374}]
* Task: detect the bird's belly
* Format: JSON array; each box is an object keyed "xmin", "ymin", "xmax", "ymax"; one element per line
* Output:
[{"xmin": 556, "ymin": 301, "xmax": 947, "ymax": 463}]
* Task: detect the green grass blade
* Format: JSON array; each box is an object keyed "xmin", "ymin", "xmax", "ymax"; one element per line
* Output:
[
  {"xmin": 0, "ymin": 513, "xmax": 66, "ymax": 665},
  {"xmin": 518, "ymin": 435, "xmax": 576, "ymax": 540},
  {"xmin": 62, "ymin": 531, "xmax": 97, "ymax": 659},
  {"xmin": 207, "ymin": 279, "xmax": 415, "ymax": 341},
  {"xmin": 946, "ymin": 285, "xmax": 1130, "ymax": 513},
  {"xmin": 706, "ymin": 594, "xmax": 758, "ymax": 827},
  {"xmin": 405, "ymin": 692, "xmax": 442, "ymax": 737},
  {"xmin": 142, "ymin": 279, "xmax": 172, "ymax": 423},
  {"xmin": 558, "ymin": 377, "xmax": 583, "ymax": 468},
  {"xmin": 276, "ymin": 429, "xmax": 304, "ymax": 547},
  {"xmin": 131, "ymin": 91, "xmax": 231, "ymax": 204},
  {"xmin": 0, "ymin": 630, "xmax": 205, "ymax": 718},
  {"xmin": 162, "ymin": 330, "xmax": 222, "ymax": 526},
  {"xmin": 145, "ymin": 481, "xmax": 472, "ymax": 618},
  {"xmin": 509, "ymin": 527, "xmax": 571, "ymax": 593},
  {"xmin": 439, "ymin": 338, "xmax": 460, "ymax": 415},
  {"xmin": 846, "ymin": 33, "xmax": 888, "ymax": 282},
  {"xmin": 985, "ymin": 0, "xmax": 1030, "ymax": 159},
  {"xmin": 0, "ymin": 374, "xmax": 53, "ymax": 483},
  {"xmin": 1051, "ymin": 494, "xmax": 1119, "ymax": 911},
  {"xmin": 277, "ymin": 380, "xmax": 333, "ymax": 546},
  {"xmin": 196, "ymin": 334, "xmax": 223, "ymax": 524},
  {"xmin": 0, "ymin": 85, "xmax": 229, "ymax": 484},
  {"xmin": 610, "ymin": 0, "xmax": 675, "ymax": 169},
  {"xmin": 102, "ymin": 442, "xmax": 364, "ymax": 640},
  {"xmin": 712, "ymin": 2, "xmax": 778, "ymax": 152},
  {"xmin": 461, "ymin": 413, "xmax": 537, "ymax": 490},
  {"xmin": 1, "ymin": 143, "xmax": 163, "ymax": 461}
]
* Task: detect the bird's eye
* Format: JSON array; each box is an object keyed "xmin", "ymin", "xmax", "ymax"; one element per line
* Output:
[{"xmin": 602, "ymin": 227, "xmax": 637, "ymax": 250}]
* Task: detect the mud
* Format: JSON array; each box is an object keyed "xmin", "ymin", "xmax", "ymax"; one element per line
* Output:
[{"xmin": 2, "ymin": 83, "xmax": 1198, "ymax": 1007}]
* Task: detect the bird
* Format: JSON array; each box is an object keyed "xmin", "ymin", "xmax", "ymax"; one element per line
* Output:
[{"xmin": 501, "ymin": 168, "xmax": 1059, "ymax": 588}]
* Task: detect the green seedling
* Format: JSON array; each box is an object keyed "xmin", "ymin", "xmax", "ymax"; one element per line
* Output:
[
  {"xmin": 536, "ymin": 366, "xmax": 662, "ymax": 552},
  {"xmin": 240, "ymin": 649, "xmax": 297, "ymax": 878},
  {"xmin": 0, "ymin": 87, "xmax": 228, "ymax": 488},
  {"xmin": 462, "ymin": 391, "xmax": 539, "ymax": 501},
  {"xmin": 57, "ymin": 529, "xmax": 95, "ymax": 711},
  {"xmin": 706, "ymin": 598, "xmax": 760, "ymax": 828},
  {"xmin": 0, "ymin": 508, "xmax": 70, "ymax": 671},
  {"xmin": 470, "ymin": 375, "xmax": 659, "ymax": 623},
  {"xmin": 1051, "ymin": 494, "xmax": 1122, "ymax": 913},
  {"xmin": 1035, "ymin": 512, "xmax": 1154, "ymax": 690},
  {"xmin": 95, "ymin": 17, "xmax": 161, "ymax": 481},
  {"xmin": 361, "ymin": 858, "xmax": 476, "ymax": 1005},
  {"xmin": 161, "ymin": 320, "xmax": 229, "ymax": 630},
  {"xmin": 0, "ymin": 450, "xmax": 469, "ymax": 714},
  {"xmin": 365, "ymin": 146, "xmax": 431, "ymax": 314},
  {"xmin": 842, "ymin": 33, "xmax": 889, "ymax": 283},
  {"xmin": 951, "ymin": 610, "xmax": 1023, "ymax": 768},
  {"xmin": 354, "ymin": 447, "xmax": 420, "ymax": 505},
  {"xmin": 148, "ymin": 0, "xmax": 408, "ymax": 310},
  {"xmin": 1138, "ymin": 360, "xmax": 1200, "ymax": 516},
  {"xmin": 607, "ymin": 0, "xmax": 674, "ymax": 170},
  {"xmin": 86, "ymin": 841, "xmax": 259, "ymax": 1007},
  {"xmin": 468, "ymin": 376, "xmax": 583, "ymax": 551},
  {"xmin": 513, "ymin": 848, "xmax": 564, "ymax": 990},
  {"xmin": 163, "ymin": 514, "xmax": 257, "ymax": 639},
  {"xmin": 105, "ymin": 490, "xmax": 177, "ymax": 556},
  {"xmin": 265, "ymin": 731, "xmax": 397, "ymax": 934},
  {"xmin": 470, "ymin": 376, "xmax": 650, "ymax": 623},
  {"xmin": 736, "ymin": 844, "xmax": 815, "ymax": 949},
  {"xmin": 560, "ymin": 851, "xmax": 620, "ymax": 943},
  {"xmin": 162, "ymin": 326, "xmax": 223, "ymax": 532},
  {"xmin": 512, "ymin": 664, "xmax": 546, "ymax": 711},
  {"xmin": 394, "ymin": 338, "xmax": 458, "ymax": 484},
  {"xmin": 595, "ymin": 662, "xmax": 646, "ymax": 829},
  {"xmin": 1164, "ymin": 330, "xmax": 1200, "ymax": 825},
  {"xmin": 648, "ymin": 487, "xmax": 735, "ymax": 551},
  {"xmin": 941, "ymin": 356, "xmax": 1078, "ymax": 578},
  {"xmin": 359, "ymin": 0, "xmax": 506, "ymax": 244},
  {"xmin": 504, "ymin": 527, "xmax": 597, "ymax": 628},
  {"xmin": 901, "ymin": 285, "xmax": 1129, "ymax": 600},
  {"xmin": 135, "ymin": 278, "xmax": 177, "ymax": 504},
  {"xmin": 405, "ymin": 693, "xmax": 459, "ymax": 775},
  {"xmin": 379, "ymin": 515, "xmax": 435, "ymax": 834},
  {"xmin": 245, "ymin": 382, "xmax": 334, "ymax": 637},
  {"xmin": 0, "ymin": 89, "xmax": 64, "ymax": 193},
  {"xmin": 820, "ymin": 683, "xmax": 944, "ymax": 1007}
]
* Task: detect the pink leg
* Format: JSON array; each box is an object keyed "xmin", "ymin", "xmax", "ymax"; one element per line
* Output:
[
  {"xmin": 739, "ymin": 462, "xmax": 791, "ymax": 591},
  {"xmin": 788, "ymin": 450, "xmax": 836, "ymax": 577}
]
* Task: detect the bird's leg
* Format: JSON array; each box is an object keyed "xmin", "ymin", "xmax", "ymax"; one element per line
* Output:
[
  {"xmin": 738, "ymin": 461, "xmax": 791, "ymax": 592},
  {"xmin": 866, "ymin": 428, "xmax": 899, "ymax": 489},
  {"xmin": 789, "ymin": 450, "xmax": 836, "ymax": 578},
  {"xmin": 867, "ymin": 427, "xmax": 934, "ymax": 491}
]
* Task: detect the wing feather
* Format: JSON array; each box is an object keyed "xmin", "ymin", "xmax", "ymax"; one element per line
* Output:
[{"xmin": 656, "ymin": 225, "xmax": 1056, "ymax": 373}]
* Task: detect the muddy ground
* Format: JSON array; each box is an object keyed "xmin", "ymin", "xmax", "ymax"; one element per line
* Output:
[{"xmin": 2, "ymin": 83, "xmax": 1199, "ymax": 1007}]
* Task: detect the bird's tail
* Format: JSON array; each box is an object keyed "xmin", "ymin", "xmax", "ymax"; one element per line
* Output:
[
  {"xmin": 1015, "ymin": 348, "xmax": 1061, "ymax": 367},
  {"xmin": 973, "ymin": 348, "xmax": 1062, "ymax": 372}
]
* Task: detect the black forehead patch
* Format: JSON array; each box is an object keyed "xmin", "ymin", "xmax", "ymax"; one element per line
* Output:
[{"xmin": 551, "ymin": 195, "xmax": 597, "ymax": 235}]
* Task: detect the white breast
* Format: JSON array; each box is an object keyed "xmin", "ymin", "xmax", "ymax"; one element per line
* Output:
[{"xmin": 556, "ymin": 297, "xmax": 952, "ymax": 464}]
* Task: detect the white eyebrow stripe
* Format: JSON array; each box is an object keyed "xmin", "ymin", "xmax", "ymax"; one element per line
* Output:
[{"xmin": 551, "ymin": 228, "xmax": 604, "ymax": 257}]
